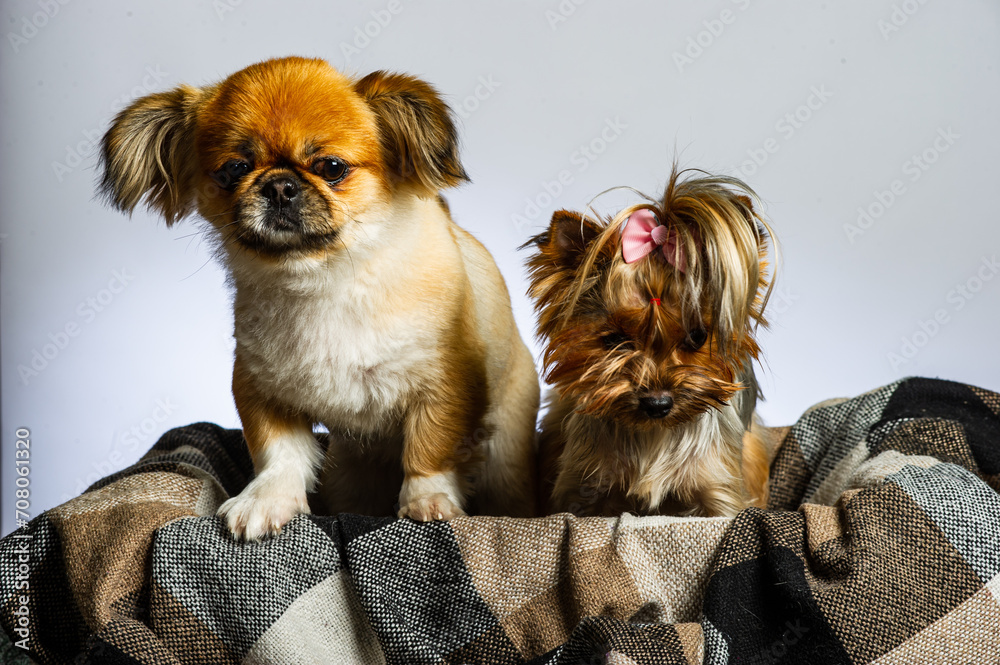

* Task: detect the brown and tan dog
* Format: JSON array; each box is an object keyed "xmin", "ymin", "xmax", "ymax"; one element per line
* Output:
[
  {"xmin": 99, "ymin": 56, "xmax": 539, "ymax": 539},
  {"xmin": 525, "ymin": 168, "xmax": 775, "ymax": 517}
]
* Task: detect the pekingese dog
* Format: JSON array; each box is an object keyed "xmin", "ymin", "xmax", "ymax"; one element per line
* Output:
[{"xmin": 99, "ymin": 56, "xmax": 539, "ymax": 539}]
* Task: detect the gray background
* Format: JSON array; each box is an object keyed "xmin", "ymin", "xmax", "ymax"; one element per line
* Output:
[{"xmin": 2, "ymin": 0, "xmax": 998, "ymax": 535}]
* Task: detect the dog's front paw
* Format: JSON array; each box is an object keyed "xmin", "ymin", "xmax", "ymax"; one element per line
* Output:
[
  {"xmin": 398, "ymin": 492, "xmax": 466, "ymax": 522},
  {"xmin": 217, "ymin": 479, "xmax": 310, "ymax": 541},
  {"xmin": 398, "ymin": 472, "xmax": 466, "ymax": 522}
]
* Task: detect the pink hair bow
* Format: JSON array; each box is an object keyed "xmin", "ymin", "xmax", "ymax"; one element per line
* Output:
[{"xmin": 621, "ymin": 209, "xmax": 690, "ymax": 272}]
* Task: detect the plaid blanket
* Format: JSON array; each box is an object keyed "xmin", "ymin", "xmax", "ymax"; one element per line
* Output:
[{"xmin": 2, "ymin": 377, "xmax": 999, "ymax": 664}]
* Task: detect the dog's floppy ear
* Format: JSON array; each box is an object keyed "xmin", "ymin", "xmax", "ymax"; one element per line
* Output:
[
  {"xmin": 354, "ymin": 71, "xmax": 469, "ymax": 192},
  {"xmin": 98, "ymin": 85, "xmax": 203, "ymax": 225}
]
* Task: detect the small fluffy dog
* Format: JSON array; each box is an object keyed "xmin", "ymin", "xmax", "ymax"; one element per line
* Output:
[
  {"xmin": 99, "ymin": 57, "xmax": 539, "ymax": 539},
  {"xmin": 525, "ymin": 168, "xmax": 774, "ymax": 517}
]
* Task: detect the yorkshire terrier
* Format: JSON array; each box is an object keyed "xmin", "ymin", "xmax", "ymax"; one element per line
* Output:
[
  {"xmin": 99, "ymin": 57, "xmax": 539, "ymax": 540},
  {"xmin": 525, "ymin": 168, "xmax": 775, "ymax": 517}
]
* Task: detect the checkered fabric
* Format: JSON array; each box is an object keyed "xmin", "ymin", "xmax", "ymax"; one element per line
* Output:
[{"xmin": 2, "ymin": 378, "xmax": 999, "ymax": 664}]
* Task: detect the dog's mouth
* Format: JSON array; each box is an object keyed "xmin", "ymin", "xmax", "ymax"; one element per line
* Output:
[
  {"xmin": 229, "ymin": 222, "xmax": 341, "ymax": 257},
  {"xmin": 225, "ymin": 201, "xmax": 342, "ymax": 257}
]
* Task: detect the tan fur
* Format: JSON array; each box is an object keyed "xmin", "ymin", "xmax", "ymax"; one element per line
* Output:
[
  {"xmin": 231, "ymin": 353, "xmax": 311, "ymax": 458},
  {"xmin": 99, "ymin": 57, "xmax": 539, "ymax": 539},
  {"xmin": 526, "ymin": 167, "xmax": 776, "ymax": 518},
  {"xmin": 741, "ymin": 420, "xmax": 771, "ymax": 508}
]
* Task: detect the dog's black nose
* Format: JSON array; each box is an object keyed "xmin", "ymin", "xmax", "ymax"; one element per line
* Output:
[
  {"xmin": 639, "ymin": 394, "xmax": 674, "ymax": 419},
  {"xmin": 262, "ymin": 177, "xmax": 299, "ymax": 207}
]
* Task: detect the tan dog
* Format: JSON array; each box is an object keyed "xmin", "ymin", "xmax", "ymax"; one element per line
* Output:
[{"xmin": 99, "ymin": 56, "xmax": 539, "ymax": 539}]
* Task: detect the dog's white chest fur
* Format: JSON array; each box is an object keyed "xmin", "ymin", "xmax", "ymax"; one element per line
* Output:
[{"xmin": 233, "ymin": 268, "xmax": 435, "ymax": 434}]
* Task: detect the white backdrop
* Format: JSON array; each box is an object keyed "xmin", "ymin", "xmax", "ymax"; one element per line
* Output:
[{"xmin": 2, "ymin": 0, "xmax": 998, "ymax": 535}]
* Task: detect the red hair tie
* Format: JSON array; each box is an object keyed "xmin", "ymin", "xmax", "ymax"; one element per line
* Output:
[{"xmin": 650, "ymin": 298, "xmax": 661, "ymax": 306}]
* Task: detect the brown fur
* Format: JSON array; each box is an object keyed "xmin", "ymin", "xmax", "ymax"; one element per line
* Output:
[
  {"xmin": 526, "ymin": 167, "xmax": 776, "ymax": 517},
  {"xmin": 355, "ymin": 71, "xmax": 469, "ymax": 193},
  {"xmin": 99, "ymin": 85, "xmax": 203, "ymax": 224}
]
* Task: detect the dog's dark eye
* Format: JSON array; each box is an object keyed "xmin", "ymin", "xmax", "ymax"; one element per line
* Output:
[
  {"xmin": 683, "ymin": 328, "xmax": 708, "ymax": 351},
  {"xmin": 602, "ymin": 332, "xmax": 630, "ymax": 350},
  {"xmin": 313, "ymin": 158, "xmax": 349, "ymax": 184},
  {"xmin": 211, "ymin": 159, "xmax": 251, "ymax": 190}
]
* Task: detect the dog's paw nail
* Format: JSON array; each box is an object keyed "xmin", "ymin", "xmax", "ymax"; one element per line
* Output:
[{"xmin": 399, "ymin": 492, "xmax": 464, "ymax": 522}]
